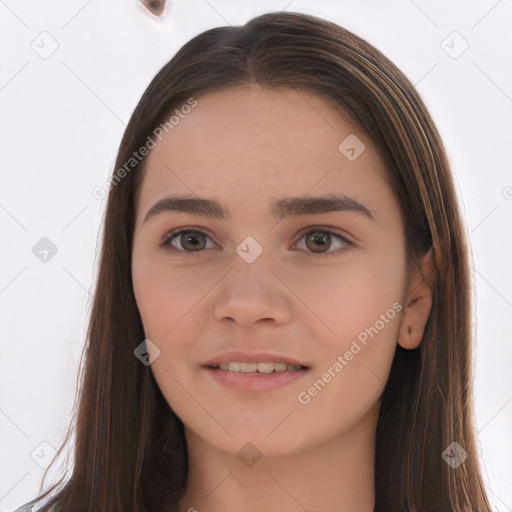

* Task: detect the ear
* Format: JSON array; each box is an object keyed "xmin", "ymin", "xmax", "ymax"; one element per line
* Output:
[{"xmin": 397, "ymin": 247, "xmax": 435, "ymax": 350}]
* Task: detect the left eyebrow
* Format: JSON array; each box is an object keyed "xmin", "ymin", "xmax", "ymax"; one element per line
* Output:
[
  {"xmin": 272, "ymin": 195, "xmax": 375, "ymax": 221},
  {"xmin": 142, "ymin": 193, "xmax": 376, "ymax": 225}
]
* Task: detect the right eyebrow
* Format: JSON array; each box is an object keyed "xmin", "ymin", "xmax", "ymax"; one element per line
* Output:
[{"xmin": 142, "ymin": 194, "xmax": 376, "ymax": 225}]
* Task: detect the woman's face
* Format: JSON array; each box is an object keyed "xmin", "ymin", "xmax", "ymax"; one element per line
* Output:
[{"xmin": 131, "ymin": 85, "xmax": 409, "ymax": 457}]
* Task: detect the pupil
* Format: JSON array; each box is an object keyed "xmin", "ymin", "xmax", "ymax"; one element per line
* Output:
[
  {"xmin": 307, "ymin": 232, "xmax": 330, "ymax": 252},
  {"xmin": 183, "ymin": 232, "xmax": 203, "ymax": 250}
]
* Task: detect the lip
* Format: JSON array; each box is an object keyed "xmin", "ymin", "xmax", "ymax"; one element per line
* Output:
[
  {"xmin": 203, "ymin": 350, "xmax": 310, "ymax": 368},
  {"xmin": 201, "ymin": 350, "xmax": 310, "ymax": 393},
  {"xmin": 202, "ymin": 366, "xmax": 309, "ymax": 393}
]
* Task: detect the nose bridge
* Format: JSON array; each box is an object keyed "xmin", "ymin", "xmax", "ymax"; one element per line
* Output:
[
  {"xmin": 233, "ymin": 246, "xmax": 268, "ymax": 291},
  {"xmin": 213, "ymin": 239, "xmax": 290, "ymax": 325}
]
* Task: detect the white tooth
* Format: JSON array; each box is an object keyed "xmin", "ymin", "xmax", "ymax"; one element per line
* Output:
[
  {"xmin": 240, "ymin": 362, "xmax": 258, "ymax": 373},
  {"xmin": 274, "ymin": 363, "xmax": 287, "ymax": 373},
  {"xmin": 229, "ymin": 362, "xmax": 241, "ymax": 372},
  {"xmin": 222, "ymin": 361, "xmax": 303, "ymax": 373},
  {"xmin": 257, "ymin": 362, "xmax": 275, "ymax": 374}
]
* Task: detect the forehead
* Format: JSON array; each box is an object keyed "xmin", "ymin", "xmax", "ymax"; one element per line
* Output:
[{"xmin": 135, "ymin": 85, "xmax": 392, "ymax": 221}]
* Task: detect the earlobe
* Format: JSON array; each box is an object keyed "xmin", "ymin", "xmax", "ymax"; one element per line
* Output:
[{"xmin": 397, "ymin": 247, "xmax": 435, "ymax": 350}]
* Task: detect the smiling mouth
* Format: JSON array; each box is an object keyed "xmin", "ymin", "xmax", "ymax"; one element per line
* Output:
[{"xmin": 207, "ymin": 362, "xmax": 309, "ymax": 374}]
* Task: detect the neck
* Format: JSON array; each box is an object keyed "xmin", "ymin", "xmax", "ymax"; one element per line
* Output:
[{"xmin": 177, "ymin": 402, "xmax": 378, "ymax": 512}]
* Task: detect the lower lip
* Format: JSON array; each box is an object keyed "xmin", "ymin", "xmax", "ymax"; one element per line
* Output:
[{"xmin": 202, "ymin": 367, "xmax": 309, "ymax": 393}]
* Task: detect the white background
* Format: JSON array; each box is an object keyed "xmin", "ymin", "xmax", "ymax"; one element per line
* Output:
[{"xmin": 1, "ymin": 1, "xmax": 511, "ymax": 511}]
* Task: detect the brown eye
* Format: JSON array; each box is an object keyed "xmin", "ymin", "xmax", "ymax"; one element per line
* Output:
[
  {"xmin": 305, "ymin": 231, "xmax": 332, "ymax": 252},
  {"xmin": 160, "ymin": 229, "xmax": 214, "ymax": 254},
  {"xmin": 293, "ymin": 228, "xmax": 353, "ymax": 257},
  {"xmin": 180, "ymin": 231, "xmax": 206, "ymax": 251}
]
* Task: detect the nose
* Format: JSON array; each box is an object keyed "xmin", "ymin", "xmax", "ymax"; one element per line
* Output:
[{"xmin": 213, "ymin": 257, "xmax": 291, "ymax": 327}]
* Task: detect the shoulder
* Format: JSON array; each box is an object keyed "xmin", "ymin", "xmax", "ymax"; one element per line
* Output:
[
  {"xmin": 12, "ymin": 504, "xmax": 36, "ymax": 512},
  {"xmin": 12, "ymin": 497, "xmax": 51, "ymax": 512}
]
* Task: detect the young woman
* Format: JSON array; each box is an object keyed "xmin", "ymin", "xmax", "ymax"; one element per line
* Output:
[{"xmin": 15, "ymin": 11, "xmax": 493, "ymax": 512}]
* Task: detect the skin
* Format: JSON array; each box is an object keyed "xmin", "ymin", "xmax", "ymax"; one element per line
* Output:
[{"xmin": 131, "ymin": 85, "xmax": 434, "ymax": 512}]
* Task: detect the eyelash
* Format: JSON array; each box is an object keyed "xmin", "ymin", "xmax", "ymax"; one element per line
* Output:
[{"xmin": 159, "ymin": 226, "xmax": 355, "ymax": 258}]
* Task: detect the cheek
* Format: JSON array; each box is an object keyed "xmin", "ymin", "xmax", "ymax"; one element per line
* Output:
[
  {"xmin": 132, "ymin": 252, "xmax": 210, "ymax": 339},
  {"xmin": 340, "ymin": 260, "xmax": 405, "ymax": 336},
  {"xmin": 287, "ymin": 250, "xmax": 405, "ymax": 410},
  {"xmin": 132, "ymin": 260, "xmax": 170, "ymax": 338},
  {"xmin": 132, "ymin": 259, "xmax": 206, "ymax": 403},
  {"xmin": 284, "ymin": 251, "xmax": 406, "ymax": 348},
  {"xmin": 290, "ymin": 263, "xmax": 404, "ymax": 443}
]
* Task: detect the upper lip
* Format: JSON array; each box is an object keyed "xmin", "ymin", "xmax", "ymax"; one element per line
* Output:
[{"xmin": 203, "ymin": 350, "xmax": 310, "ymax": 368}]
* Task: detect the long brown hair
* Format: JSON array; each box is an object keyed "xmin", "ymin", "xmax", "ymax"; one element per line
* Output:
[{"xmin": 27, "ymin": 11, "xmax": 492, "ymax": 512}]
